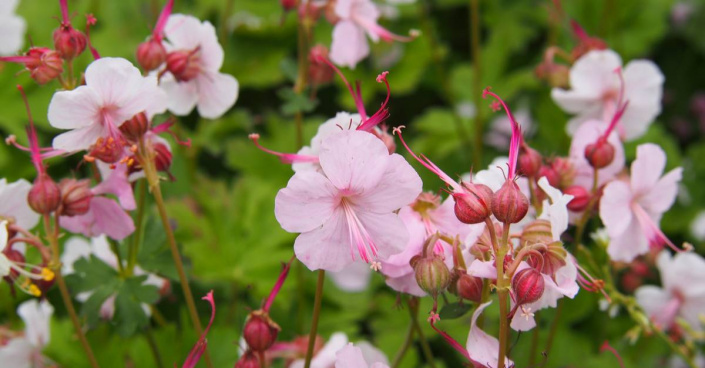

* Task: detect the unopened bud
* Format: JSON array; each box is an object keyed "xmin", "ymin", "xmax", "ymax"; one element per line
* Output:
[
  {"xmin": 243, "ymin": 311, "xmax": 280, "ymax": 352},
  {"xmin": 527, "ymin": 241, "xmax": 568, "ymax": 276},
  {"xmin": 166, "ymin": 50, "xmax": 200, "ymax": 82},
  {"xmin": 281, "ymin": 0, "xmax": 297, "ymax": 11},
  {"xmin": 549, "ymin": 157, "xmax": 575, "ymax": 189},
  {"xmin": 411, "ymin": 254, "xmax": 451, "ymax": 298},
  {"xmin": 453, "ymin": 182, "xmax": 493, "ymax": 224},
  {"xmin": 234, "ymin": 350, "xmax": 260, "ymax": 368},
  {"xmin": 455, "ymin": 273, "xmax": 483, "ymax": 303},
  {"xmin": 58, "ymin": 179, "xmax": 93, "ymax": 217},
  {"xmin": 512, "ymin": 268, "xmax": 545, "ymax": 306},
  {"xmin": 154, "ymin": 143, "xmax": 173, "ymax": 172},
  {"xmin": 136, "ymin": 38, "xmax": 166, "ymax": 72},
  {"xmin": 491, "ymin": 180, "xmax": 529, "ymax": 224},
  {"xmin": 518, "ymin": 146, "xmax": 542, "ymax": 178},
  {"xmin": 308, "ymin": 45, "xmax": 334, "ymax": 86},
  {"xmin": 53, "ymin": 24, "xmax": 87, "ymax": 60},
  {"xmin": 28, "ymin": 174, "xmax": 62, "ymax": 214},
  {"xmin": 584, "ymin": 141, "xmax": 615, "ymax": 169},
  {"xmin": 564, "ymin": 185, "xmax": 590, "ymax": 212},
  {"xmin": 119, "ymin": 112, "xmax": 150, "ymax": 142},
  {"xmin": 25, "ymin": 48, "xmax": 63, "ymax": 84},
  {"xmin": 538, "ymin": 165, "xmax": 560, "ymax": 188},
  {"xmin": 324, "ymin": 0, "xmax": 339, "ymax": 24}
]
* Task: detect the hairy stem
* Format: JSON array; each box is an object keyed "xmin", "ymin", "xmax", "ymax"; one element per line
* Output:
[{"xmin": 303, "ymin": 270, "xmax": 325, "ymax": 368}]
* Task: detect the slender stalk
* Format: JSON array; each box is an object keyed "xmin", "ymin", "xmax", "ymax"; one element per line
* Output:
[
  {"xmin": 293, "ymin": 13, "xmax": 311, "ymax": 148},
  {"xmin": 303, "ymin": 270, "xmax": 326, "ymax": 368},
  {"xmin": 528, "ymin": 316, "xmax": 540, "ymax": 366},
  {"xmin": 495, "ymin": 223, "xmax": 512, "ymax": 368},
  {"xmin": 145, "ymin": 327, "xmax": 164, "ymax": 368},
  {"xmin": 391, "ymin": 320, "xmax": 415, "ymax": 368},
  {"xmin": 107, "ymin": 238, "xmax": 126, "ymax": 275},
  {"xmin": 44, "ymin": 215, "xmax": 100, "ymax": 368},
  {"xmin": 539, "ymin": 301, "xmax": 563, "ymax": 368},
  {"xmin": 258, "ymin": 350, "xmax": 268, "ymax": 368},
  {"xmin": 470, "ymin": 0, "xmax": 483, "ymax": 167},
  {"xmin": 127, "ymin": 180, "xmax": 147, "ymax": 275},
  {"xmin": 408, "ymin": 299, "xmax": 437, "ymax": 368}
]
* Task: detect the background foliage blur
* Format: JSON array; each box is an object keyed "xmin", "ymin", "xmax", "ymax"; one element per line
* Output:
[{"xmin": 1, "ymin": 0, "xmax": 704, "ymax": 366}]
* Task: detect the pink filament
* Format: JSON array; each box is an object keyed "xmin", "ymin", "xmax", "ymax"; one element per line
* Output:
[
  {"xmin": 342, "ymin": 199, "xmax": 379, "ymax": 263},
  {"xmin": 248, "ymin": 134, "xmax": 319, "ymax": 164},
  {"xmin": 182, "ymin": 291, "xmax": 216, "ymax": 368},
  {"xmin": 482, "ymin": 88, "xmax": 522, "ymax": 179}
]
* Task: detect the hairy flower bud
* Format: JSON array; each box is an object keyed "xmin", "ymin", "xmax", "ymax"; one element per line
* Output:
[
  {"xmin": 584, "ymin": 141, "xmax": 615, "ymax": 169},
  {"xmin": 28, "ymin": 174, "xmax": 62, "ymax": 215},
  {"xmin": 517, "ymin": 146, "xmax": 542, "ymax": 178},
  {"xmin": 53, "ymin": 24, "xmax": 87, "ymax": 60},
  {"xmin": 512, "ymin": 268, "xmax": 545, "ymax": 306},
  {"xmin": 411, "ymin": 254, "xmax": 451, "ymax": 298},
  {"xmin": 492, "ymin": 181, "xmax": 529, "ymax": 224},
  {"xmin": 136, "ymin": 38, "xmax": 166, "ymax": 72},
  {"xmin": 166, "ymin": 50, "xmax": 200, "ymax": 82},
  {"xmin": 456, "ymin": 273, "xmax": 483, "ymax": 303},
  {"xmin": 58, "ymin": 179, "xmax": 93, "ymax": 217},
  {"xmin": 154, "ymin": 143, "xmax": 173, "ymax": 172},
  {"xmin": 550, "ymin": 157, "xmax": 575, "ymax": 189},
  {"xmin": 564, "ymin": 185, "xmax": 590, "ymax": 212},
  {"xmin": 243, "ymin": 311, "xmax": 280, "ymax": 352},
  {"xmin": 453, "ymin": 182, "xmax": 493, "ymax": 224},
  {"xmin": 119, "ymin": 112, "xmax": 150, "ymax": 142}
]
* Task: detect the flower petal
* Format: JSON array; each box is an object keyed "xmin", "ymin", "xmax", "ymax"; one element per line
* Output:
[
  {"xmin": 51, "ymin": 122, "xmax": 107, "ymax": 152},
  {"xmin": 318, "ymin": 130, "xmax": 389, "ymax": 194},
  {"xmin": 599, "ymin": 180, "xmax": 633, "ymax": 238},
  {"xmin": 275, "ymin": 170, "xmax": 339, "ymax": 233},
  {"xmin": 90, "ymin": 197, "xmax": 135, "ymax": 240},
  {"xmin": 620, "ymin": 60, "xmax": 664, "ymax": 140},
  {"xmin": 196, "ymin": 71, "xmax": 239, "ymax": 119},
  {"xmin": 329, "ymin": 261, "xmax": 372, "ymax": 292},
  {"xmin": 330, "ymin": 21, "xmax": 370, "ymax": 69},
  {"xmin": 60, "ymin": 237, "xmax": 92, "ymax": 275},
  {"xmin": 606, "ymin": 215, "xmax": 648, "ymax": 262},
  {"xmin": 160, "ymin": 74, "xmax": 199, "ymax": 116},
  {"xmin": 630, "ymin": 143, "xmax": 666, "ymax": 196},
  {"xmin": 17, "ymin": 299, "xmax": 53, "ymax": 347},
  {"xmin": 352, "ymin": 153, "xmax": 422, "ymax": 213},
  {"xmin": 356, "ymin": 210, "xmax": 409, "ymax": 260},
  {"xmin": 47, "ymin": 86, "xmax": 101, "ymax": 130},
  {"xmin": 639, "ymin": 167, "xmax": 682, "ymax": 215},
  {"xmin": 467, "ymin": 301, "xmax": 513, "ymax": 368},
  {"xmin": 0, "ymin": 179, "xmax": 39, "ymax": 231},
  {"xmin": 294, "ymin": 209, "xmax": 352, "ymax": 272}
]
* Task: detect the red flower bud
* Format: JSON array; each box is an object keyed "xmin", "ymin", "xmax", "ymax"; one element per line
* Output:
[
  {"xmin": 243, "ymin": 311, "xmax": 280, "ymax": 352},
  {"xmin": 281, "ymin": 0, "xmax": 297, "ymax": 12},
  {"xmin": 136, "ymin": 38, "xmax": 167, "ymax": 72},
  {"xmin": 308, "ymin": 45, "xmax": 334, "ymax": 86},
  {"xmin": 53, "ymin": 24, "xmax": 87, "ymax": 60},
  {"xmin": 550, "ymin": 157, "xmax": 575, "ymax": 189},
  {"xmin": 527, "ymin": 241, "xmax": 568, "ymax": 276},
  {"xmin": 58, "ymin": 179, "xmax": 93, "ymax": 217},
  {"xmin": 456, "ymin": 273, "xmax": 483, "ymax": 303},
  {"xmin": 517, "ymin": 146, "xmax": 542, "ymax": 178},
  {"xmin": 119, "ymin": 112, "xmax": 150, "ymax": 142},
  {"xmin": 512, "ymin": 268, "xmax": 545, "ymax": 306},
  {"xmin": 452, "ymin": 182, "xmax": 493, "ymax": 224},
  {"xmin": 154, "ymin": 143, "xmax": 173, "ymax": 172},
  {"xmin": 166, "ymin": 50, "xmax": 200, "ymax": 82},
  {"xmin": 235, "ymin": 350, "xmax": 261, "ymax": 368},
  {"xmin": 491, "ymin": 180, "xmax": 529, "ymax": 224},
  {"xmin": 411, "ymin": 254, "xmax": 451, "ymax": 298},
  {"xmin": 22, "ymin": 48, "xmax": 64, "ymax": 84},
  {"xmin": 584, "ymin": 141, "xmax": 615, "ymax": 169},
  {"xmin": 538, "ymin": 165, "xmax": 560, "ymax": 188},
  {"xmin": 28, "ymin": 173, "xmax": 62, "ymax": 215},
  {"xmin": 564, "ymin": 185, "xmax": 590, "ymax": 212}
]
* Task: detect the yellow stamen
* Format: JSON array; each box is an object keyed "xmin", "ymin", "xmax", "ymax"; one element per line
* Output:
[{"xmin": 41, "ymin": 267, "xmax": 55, "ymax": 281}]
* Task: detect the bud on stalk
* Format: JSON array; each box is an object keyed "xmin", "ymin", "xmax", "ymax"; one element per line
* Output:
[
  {"xmin": 28, "ymin": 173, "xmax": 61, "ymax": 214},
  {"xmin": 517, "ymin": 146, "xmax": 542, "ymax": 178},
  {"xmin": 564, "ymin": 185, "xmax": 590, "ymax": 212},
  {"xmin": 58, "ymin": 179, "xmax": 93, "ymax": 216},
  {"xmin": 455, "ymin": 273, "xmax": 483, "ymax": 303},
  {"xmin": 243, "ymin": 311, "xmax": 280, "ymax": 352},
  {"xmin": 584, "ymin": 141, "xmax": 615, "ymax": 169},
  {"xmin": 119, "ymin": 112, "xmax": 150, "ymax": 142},
  {"xmin": 136, "ymin": 38, "xmax": 166, "ymax": 72},
  {"xmin": 53, "ymin": 24, "xmax": 87, "ymax": 60},
  {"xmin": 492, "ymin": 180, "xmax": 529, "ymax": 224},
  {"xmin": 410, "ymin": 254, "xmax": 451, "ymax": 299},
  {"xmin": 166, "ymin": 50, "xmax": 200, "ymax": 82},
  {"xmin": 512, "ymin": 268, "xmax": 545, "ymax": 306},
  {"xmin": 452, "ymin": 182, "xmax": 493, "ymax": 224}
]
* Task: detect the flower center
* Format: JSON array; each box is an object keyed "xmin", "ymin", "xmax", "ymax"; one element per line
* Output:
[{"xmin": 340, "ymin": 197, "xmax": 378, "ymax": 263}]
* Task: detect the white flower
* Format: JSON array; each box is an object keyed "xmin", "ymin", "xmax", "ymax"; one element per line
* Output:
[
  {"xmin": 0, "ymin": 178, "xmax": 39, "ymax": 230},
  {"xmin": 0, "ymin": 0, "xmax": 26, "ymax": 56},
  {"xmin": 0, "ymin": 299, "xmax": 54, "ymax": 368}
]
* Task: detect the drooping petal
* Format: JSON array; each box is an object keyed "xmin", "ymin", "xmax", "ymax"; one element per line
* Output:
[
  {"xmin": 47, "ymin": 86, "xmax": 102, "ymax": 130},
  {"xmin": 467, "ymin": 301, "xmax": 513, "ymax": 368},
  {"xmin": 639, "ymin": 167, "xmax": 682, "ymax": 216},
  {"xmin": 17, "ymin": 299, "xmax": 53, "ymax": 348},
  {"xmin": 275, "ymin": 170, "xmax": 339, "ymax": 233},
  {"xmin": 93, "ymin": 162, "xmax": 136, "ymax": 210},
  {"xmin": 318, "ymin": 130, "xmax": 389, "ymax": 194},
  {"xmin": 352, "ymin": 153, "xmax": 422, "ymax": 213},
  {"xmin": 330, "ymin": 21, "xmax": 370, "ymax": 69},
  {"xmin": 630, "ymin": 143, "xmax": 666, "ymax": 196},
  {"xmin": 620, "ymin": 60, "xmax": 664, "ymax": 140},
  {"xmin": 606, "ymin": 215, "xmax": 648, "ymax": 262},
  {"xmin": 196, "ymin": 70, "xmax": 239, "ymax": 119}
]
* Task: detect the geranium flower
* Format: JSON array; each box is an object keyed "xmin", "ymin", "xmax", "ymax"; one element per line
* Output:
[
  {"xmin": 0, "ymin": 0, "xmax": 26, "ymax": 56},
  {"xmin": 290, "ymin": 333, "xmax": 349, "ymax": 368},
  {"xmin": 551, "ymin": 49, "xmax": 664, "ymax": 141},
  {"xmin": 47, "ymin": 57, "xmax": 167, "ymax": 153},
  {"xmin": 161, "ymin": 14, "xmax": 239, "ymax": 119},
  {"xmin": 600, "ymin": 144, "xmax": 683, "ymax": 262},
  {"xmin": 635, "ymin": 251, "xmax": 705, "ymax": 332},
  {"xmin": 275, "ymin": 130, "xmax": 422, "ymax": 272},
  {"xmin": 0, "ymin": 178, "xmax": 39, "ymax": 230},
  {"xmin": 568, "ymin": 120, "xmax": 625, "ymax": 192},
  {"xmin": 0, "ymin": 299, "xmax": 54, "ymax": 367},
  {"xmin": 334, "ymin": 342, "xmax": 389, "ymax": 368}
]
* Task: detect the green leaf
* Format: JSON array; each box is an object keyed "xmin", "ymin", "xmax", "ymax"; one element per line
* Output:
[
  {"xmin": 278, "ymin": 88, "xmax": 319, "ymax": 116},
  {"xmin": 113, "ymin": 276, "xmax": 159, "ymax": 337},
  {"xmin": 439, "ymin": 301, "xmax": 474, "ymax": 319},
  {"xmin": 137, "ymin": 216, "xmax": 179, "ymax": 280}
]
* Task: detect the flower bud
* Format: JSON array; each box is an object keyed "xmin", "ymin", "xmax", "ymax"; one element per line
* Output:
[
  {"xmin": 549, "ymin": 157, "xmax": 575, "ymax": 189},
  {"xmin": 512, "ymin": 268, "xmax": 544, "ymax": 306},
  {"xmin": 154, "ymin": 143, "xmax": 173, "ymax": 172},
  {"xmin": 584, "ymin": 141, "xmax": 615, "ymax": 169},
  {"xmin": 455, "ymin": 273, "xmax": 483, "ymax": 303},
  {"xmin": 538, "ymin": 165, "xmax": 560, "ymax": 188},
  {"xmin": 411, "ymin": 254, "xmax": 451, "ymax": 298},
  {"xmin": 136, "ymin": 38, "xmax": 166, "ymax": 72},
  {"xmin": 25, "ymin": 48, "xmax": 64, "ymax": 84},
  {"xmin": 564, "ymin": 185, "xmax": 590, "ymax": 212},
  {"xmin": 234, "ymin": 350, "xmax": 260, "ymax": 368},
  {"xmin": 308, "ymin": 45, "xmax": 334, "ymax": 86},
  {"xmin": 453, "ymin": 182, "xmax": 493, "ymax": 224},
  {"xmin": 53, "ymin": 24, "xmax": 87, "ymax": 60},
  {"xmin": 491, "ymin": 180, "xmax": 529, "ymax": 224},
  {"xmin": 119, "ymin": 112, "xmax": 150, "ymax": 142},
  {"xmin": 281, "ymin": 0, "xmax": 297, "ymax": 12},
  {"xmin": 243, "ymin": 311, "xmax": 280, "ymax": 352},
  {"xmin": 517, "ymin": 146, "xmax": 542, "ymax": 178},
  {"xmin": 58, "ymin": 179, "xmax": 93, "ymax": 217},
  {"xmin": 28, "ymin": 174, "xmax": 62, "ymax": 215},
  {"xmin": 520, "ymin": 219, "xmax": 553, "ymax": 247},
  {"xmin": 166, "ymin": 50, "xmax": 200, "ymax": 82},
  {"xmin": 527, "ymin": 241, "xmax": 568, "ymax": 276}
]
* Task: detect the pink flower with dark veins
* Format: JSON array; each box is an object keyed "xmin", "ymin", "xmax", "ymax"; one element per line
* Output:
[
  {"xmin": 600, "ymin": 144, "xmax": 683, "ymax": 262},
  {"xmin": 275, "ymin": 130, "xmax": 422, "ymax": 272}
]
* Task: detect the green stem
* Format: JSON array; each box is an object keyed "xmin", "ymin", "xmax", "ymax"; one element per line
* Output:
[
  {"xmin": 303, "ymin": 270, "xmax": 325, "ymax": 368},
  {"xmin": 44, "ymin": 215, "xmax": 101, "ymax": 368},
  {"xmin": 539, "ymin": 300, "xmax": 563, "ymax": 368},
  {"xmin": 391, "ymin": 320, "xmax": 415, "ymax": 368},
  {"xmin": 470, "ymin": 0, "xmax": 483, "ymax": 167},
  {"xmin": 496, "ymin": 223, "xmax": 511, "ymax": 368},
  {"xmin": 107, "ymin": 238, "xmax": 126, "ymax": 276},
  {"xmin": 407, "ymin": 298, "xmax": 437, "ymax": 368},
  {"xmin": 528, "ymin": 320, "xmax": 540, "ymax": 367},
  {"xmin": 127, "ymin": 180, "xmax": 147, "ymax": 275},
  {"xmin": 144, "ymin": 327, "xmax": 164, "ymax": 368}
]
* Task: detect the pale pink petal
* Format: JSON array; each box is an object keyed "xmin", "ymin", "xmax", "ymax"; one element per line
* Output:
[
  {"xmin": 60, "ymin": 237, "xmax": 93, "ymax": 274},
  {"xmin": 330, "ymin": 21, "xmax": 370, "ymax": 69},
  {"xmin": 310, "ymin": 112, "xmax": 362, "ymax": 151},
  {"xmin": 599, "ymin": 180, "xmax": 633, "ymax": 238},
  {"xmin": 84, "ymin": 58, "xmax": 150, "ymax": 123},
  {"xmin": 467, "ymin": 301, "xmax": 513, "ymax": 368},
  {"xmin": 380, "ymin": 207, "xmax": 426, "ymax": 278},
  {"xmin": 93, "ymin": 162, "xmax": 136, "ymax": 210},
  {"xmin": 0, "ymin": 179, "xmax": 40, "ymax": 230},
  {"xmin": 163, "ymin": 14, "xmax": 204, "ymax": 52},
  {"xmin": 334, "ymin": 0, "xmax": 355, "ymax": 19},
  {"xmin": 275, "ymin": 170, "xmax": 339, "ymax": 233},
  {"xmin": 196, "ymin": 71, "xmax": 239, "ymax": 119},
  {"xmin": 0, "ymin": 14, "xmax": 25, "ymax": 56},
  {"xmin": 510, "ymin": 311, "xmax": 537, "ymax": 331},
  {"xmin": 385, "ymin": 274, "xmax": 425, "ymax": 297},
  {"xmin": 631, "ymin": 143, "xmax": 666, "ymax": 196},
  {"xmin": 335, "ymin": 343, "xmax": 369, "ymax": 368},
  {"xmin": 352, "ymin": 153, "xmax": 422, "ymax": 213},
  {"xmin": 658, "ymin": 252, "xmax": 705, "ymax": 295},
  {"xmin": 17, "ymin": 299, "xmax": 53, "ymax": 347},
  {"xmin": 680, "ymin": 295, "xmax": 705, "ymax": 333},
  {"xmin": 160, "ymin": 75, "xmax": 199, "ymax": 116},
  {"xmin": 551, "ymin": 50, "xmax": 622, "ymax": 114},
  {"xmin": 550, "ymin": 89, "xmax": 601, "ymax": 115},
  {"xmin": 537, "ymin": 177, "xmax": 573, "ymax": 239},
  {"xmin": 195, "ymin": 20, "xmax": 225, "ymax": 71},
  {"xmin": 634, "ymin": 285, "xmax": 671, "ymax": 326},
  {"xmin": 52, "ymin": 122, "xmax": 107, "ymax": 152},
  {"xmin": 90, "ymin": 235, "xmax": 119, "ymax": 269},
  {"xmin": 639, "ymin": 167, "xmax": 682, "ymax": 215},
  {"xmin": 47, "ymin": 86, "xmax": 102, "ymax": 130},
  {"xmin": 294, "ymin": 209, "xmax": 352, "ymax": 272},
  {"xmin": 0, "ymin": 337, "xmax": 34, "ymax": 367},
  {"xmin": 90, "ymin": 197, "xmax": 135, "ymax": 240},
  {"xmin": 356, "ymin": 211, "xmax": 408, "ymax": 260},
  {"xmin": 620, "ymin": 60, "xmax": 664, "ymax": 140},
  {"xmin": 318, "ymin": 130, "xmax": 389, "ymax": 193},
  {"xmin": 356, "ymin": 341, "xmax": 389, "ymax": 367},
  {"xmin": 329, "ymin": 261, "xmax": 372, "ymax": 292},
  {"xmin": 467, "ymin": 260, "xmax": 497, "ymax": 279},
  {"xmin": 291, "ymin": 333, "xmax": 349, "ymax": 368},
  {"xmin": 606, "ymin": 215, "xmax": 648, "ymax": 262}
]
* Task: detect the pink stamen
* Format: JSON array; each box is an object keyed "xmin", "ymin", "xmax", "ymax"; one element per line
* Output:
[
  {"xmin": 599, "ymin": 341, "xmax": 625, "ymax": 368},
  {"xmin": 483, "ymin": 87, "xmax": 522, "ymax": 179},
  {"xmin": 631, "ymin": 203, "xmax": 686, "ymax": 254},
  {"xmin": 357, "ymin": 71, "xmax": 392, "ymax": 132},
  {"xmin": 263, "ymin": 257, "xmax": 294, "ymax": 312},
  {"xmin": 429, "ymin": 319, "xmax": 471, "ymax": 362},
  {"xmin": 341, "ymin": 199, "xmax": 379, "ymax": 263},
  {"xmin": 314, "ymin": 55, "xmax": 367, "ymax": 119},
  {"xmin": 85, "ymin": 14, "xmax": 100, "ymax": 60},
  {"xmin": 248, "ymin": 134, "xmax": 319, "ymax": 165},
  {"xmin": 152, "ymin": 120, "xmax": 192, "ymax": 147},
  {"xmin": 393, "ymin": 126, "xmax": 463, "ymax": 193},
  {"xmin": 421, "ymin": 217, "xmax": 445, "ymax": 255},
  {"xmin": 182, "ymin": 290, "xmax": 216, "ymax": 368},
  {"xmin": 59, "ymin": 0, "xmax": 71, "ymax": 24},
  {"xmin": 17, "ymin": 85, "xmax": 46, "ymax": 174},
  {"xmin": 152, "ymin": 0, "xmax": 174, "ymax": 41},
  {"xmin": 575, "ymin": 263, "xmax": 611, "ymax": 302},
  {"xmin": 353, "ymin": 16, "xmax": 416, "ymax": 43}
]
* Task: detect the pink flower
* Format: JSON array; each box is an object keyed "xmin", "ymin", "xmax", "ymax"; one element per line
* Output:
[
  {"xmin": 569, "ymin": 120, "xmax": 625, "ymax": 191},
  {"xmin": 551, "ymin": 49, "xmax": 664, "ymax": 141},
  {"xmin": 334, "ymin": 343, "xmax": 389, "ymax": 368},
  {"xmin": 466, "ymin": 301, "xmax": 514, "ymax": 368},
  {"xmin": 600, "ymin": 144, "xmax": 683, "ymax": 262},
  {"xmin": 290, "ymin": 332, "xmax": 349, "ymax": 368},
  {"xmin": 47, "ymin": 57, "xmax": 167, "ymax": 152},
  {"xmin": 635, "ymin": 251, "xmax": 705, "ymax": 332},
  {"xmin": 161, "ymin": 14, "xmax": 239, "ymax": 119},
  {"xmin": 330, "ymin": 0, "xmax": 414, "ymax": 68},
  {"xmin": 0, "ymin": 0, "xmax": 26, "ymax": 56},
  {"xmin": 275, "ymin": 130, "xmax": 422, "ymax": 272},
  {"xmin": 0, "ymin": 299, "xmax": 54, "ymax": 367},
  {"xmin": 0, "ymin": 178, "xmax": 40, "ymax": 230},
  {"xmin": 328, "ymin": 261, "xmax": 373, "ymax": 292}
]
